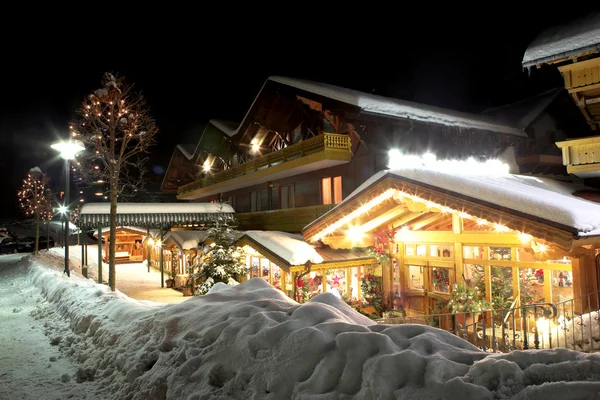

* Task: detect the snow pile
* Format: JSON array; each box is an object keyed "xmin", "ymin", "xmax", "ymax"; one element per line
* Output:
[{"xmin": 6, "ymin": 252, "xmax": 600, "ymax": 399}]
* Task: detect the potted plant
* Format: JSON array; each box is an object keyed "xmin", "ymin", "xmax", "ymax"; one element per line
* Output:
[
  {"xmin": 447, "ymin": 283, "xmax": 491, "ymax": 328},
  {"xmin": 181, "ymin": 278, "xmax": 194, "ymax": 296}
]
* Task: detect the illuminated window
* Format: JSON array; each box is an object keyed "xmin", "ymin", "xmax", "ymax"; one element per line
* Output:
[
  {"xmin": 321, "ymin": 176, "xmax": 343, "ymax": 205},
  {"xmin": 408, "ymin": 265, "xmax": 424, "ymax": 290}
]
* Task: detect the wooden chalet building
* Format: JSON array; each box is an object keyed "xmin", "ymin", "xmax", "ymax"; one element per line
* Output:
[{"xmin": 167, "ymin": 76, "xmax": 527, "ymax": 233}]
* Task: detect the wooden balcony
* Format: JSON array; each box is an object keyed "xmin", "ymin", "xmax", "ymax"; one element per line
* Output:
[
  {"xmin": 236, "ymin": 204, "xmax": 337, "ymax": 232},
  {"xmin": 556, "ymin": 136, "xmax": 600, "ymax": 178},
  {"xmin": 177, "ymin": 133, "xmax": 352, "ymax": 200},
  {"xmin": 558, "ymin": 57, "xmax": 600, "ymax": 130}
]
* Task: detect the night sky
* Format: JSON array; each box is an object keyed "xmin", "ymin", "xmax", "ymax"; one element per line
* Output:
[{"xmin": 1, "ymin": 9, "xmax": 597, "ymax": 219}]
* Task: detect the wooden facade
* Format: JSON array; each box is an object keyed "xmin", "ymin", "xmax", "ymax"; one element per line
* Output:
[
  {"xmin": 302, "ymin": 172, "xmax": 600, "ymax": 317},
  {"xmin": 172, "ymin": 77, "xmax": 525, "ymax": 233},
  {"xmin": 96, "ymin": 227, "xmax": 146, "ymax": 264}
]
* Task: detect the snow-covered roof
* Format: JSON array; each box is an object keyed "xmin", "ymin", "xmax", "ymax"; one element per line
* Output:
[
  {"xmin": 242, "ymin": 230, "xmax": 323, "ymax": 266},
  {"xmin": 322, "ymin": 166, "xmax": 600, "ymax": 238},
  {"xmin": 80, "ymin": 203, "xmax": 234, "ymax": 214},
  {"xmin": 268, "ymin": 76, "xmax": 525, "ymax": 137},
  {"xmin": 208, "ymin": 120, "xmax": 240, "ymax": 138},
  {"xmin": 176, "ymin": 144, "xmax": 195, "ymax": 161},
  {"xmin": 482, "ymin": 88, "xmax": 563, "ymax": 129},
  {"xmin": 162, "ymin": 230, "xmax": 209, "ymax": 250},
  {"xmin": 522, "ymin": 12, "xmax": 600, "ymax": 68}
]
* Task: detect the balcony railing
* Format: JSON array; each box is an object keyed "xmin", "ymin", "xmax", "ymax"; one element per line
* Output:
[
  {"xmin": 377, "ymin": 290, "xmax": 600, "ymax": 353},
  {"xmin": 236, "ymin": 204, "xmax": 336, "ymax": 232},
  {"xmin": 178, "ymin": 133, "xmax": 352, "ymax": 196}
]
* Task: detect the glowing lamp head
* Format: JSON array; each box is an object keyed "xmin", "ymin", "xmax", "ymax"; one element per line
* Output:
[
  {"xmin": 251, "ymin": 140, "xmax": 260, "ymax": 153},
  {"xmin": 203, "ymin": 162, "xmax": 211, "ymax": 172},
  {"xmin": 58, "ymin": 205, "xmax": 68, "ymax": 214},
  {"xmin": 51, "ymin": 140, "xmax": 85, "ymax": 160}
]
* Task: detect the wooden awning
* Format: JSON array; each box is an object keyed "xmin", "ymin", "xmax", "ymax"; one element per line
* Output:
[{"xmin": 79, "ymin": 202, "xmax": 235, "ymax": 229}]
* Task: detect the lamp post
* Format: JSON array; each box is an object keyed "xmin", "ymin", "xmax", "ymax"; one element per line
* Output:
[{"xmin": 52, "ymin": 140, "xmax": 85, "ymax": 277}]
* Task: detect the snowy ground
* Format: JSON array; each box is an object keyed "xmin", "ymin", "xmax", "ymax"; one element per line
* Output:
[{"xmin": 2, "ymin": 250, "xmax": 600, "ymax": 399}]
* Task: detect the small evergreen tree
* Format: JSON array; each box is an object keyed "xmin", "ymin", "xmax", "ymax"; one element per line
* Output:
[{"xmin": 187, "ymin": 202, "xmax": 247, "ymax": 295}]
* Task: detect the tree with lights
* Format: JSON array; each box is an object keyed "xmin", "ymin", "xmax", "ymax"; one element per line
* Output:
[
  {"xmin": 187, "ymin": 202, "xmax": 247, "ymax": 295},
  {"xmin": 70, "ymin": 72, "xmax": 158, "ymax": 291},
  {"xmin": 18, "ymin": 167, "xmax": 50, "ymax": 255}
]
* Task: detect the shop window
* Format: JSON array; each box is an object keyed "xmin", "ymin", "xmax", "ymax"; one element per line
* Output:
[
  {"xmin": 464, "ymin": 264, "xmax": 485, "ymax": 290},
  {"xmin": 491, "ymin": 266, "xmax": 513, "ymax": 309},
  {"xmin": 349, "ymin": 267, "xmax": 360, "ymax": 300},
  {"xmin": 250, "ymin": 191, "xmax": 261, "ymax": 212},
  {"xmin": 551, "ymin": 270, "xmax": 573, "ymax": 303},
  {"xmin": 490, "ymin": 247, "xmax": 512, "ymax": 261},
  {"xmin": 261, "ymin": 258, "xmax": 270, "ymax": 282},
  {"xmin": 405, "ymin": 244, "xmax": 427, "ymax": 257},
  {"xmin": 408, "ymin": 265, "xmax": 424, "ymax": 290},
  {"xmin": 431, "ymin": 267, "xmax": 450, "ymax": 293},
  {"xmin": 272, "ymin": 264, "xmax": 282, "ymax": 290},
  {"xmin": 430, "ymin": 245, "xmax": 453, "ymax": 258},
  {"xmin": 308, "ymin": 272, "xmax": 323, "ymax": 298},
  {"xmin": 279, "ymin": 184, "xmax": 295, "ymax": 209},
  {"xmin": 325, "ymin": 269, "xmax": 347, "ymax": 299},
  {"xmin": 321, "ymin": 176, "xmax": 343, "ymax": 205},
  {"xmin": 251, "ymin": 256, "xmax": 260, "ymax": 278},
  {"xmin": 519, "ymin": 268, "xmax": 544, "ymax": 305},
  {"xmin": 463, "ymin": 246, "xmax": 484, "ymax": 259}
]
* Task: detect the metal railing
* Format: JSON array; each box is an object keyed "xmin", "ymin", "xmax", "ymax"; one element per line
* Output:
[
  {"xmin": 178, "ymin": 133, "xmax": 352, "ymax": 195},
  {"xmin": 377, "ymin": 290, "xmax": 600, "ymax": 353}
]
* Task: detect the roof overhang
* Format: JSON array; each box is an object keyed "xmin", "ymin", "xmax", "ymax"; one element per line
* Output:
[
  {"xmin": 80, "ymin": 203, "xmax": 235, "ymax": 229},
  {"xmin": 303, "ymin": 174, "xmax": 580, "ymax": 251}
]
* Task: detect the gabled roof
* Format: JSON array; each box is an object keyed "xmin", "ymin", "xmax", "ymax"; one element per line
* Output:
[
  {"xmin": 303, "ymin": 165, "xmax": 600, "ymax": 249},
  {"xmin": 203, "ymin": 76, "xmax": 525, "ymax": 142},
  {"xmin": 522, "ymin": 11, "xmax": 600, "ymax": 68},
  {"xmin": 176, "ymin": 144, "xmax": 196, "ymax": 161},
  {"xmin": 268, "ymin": 76, "xmax": 525, "ymax": 137},
  {"xmin": 481, "ymin": 88, "xmax": 563, "ymax": 129},
  {"xmin": 236, "ymin": 230, "xmax": 376, "ymax": 272},
  {"xmin": 162, "ymin": 230, "xmax": 209, "ymax": 250}
]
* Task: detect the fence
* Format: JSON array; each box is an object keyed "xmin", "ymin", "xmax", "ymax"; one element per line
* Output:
[{"xmin": 376, "ymin": 290, "xmax": 600, "ymax": 353}]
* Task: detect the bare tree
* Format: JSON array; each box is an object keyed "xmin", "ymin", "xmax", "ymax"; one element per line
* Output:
[
  {"xmin": 17, "ymin": 167, "xmax": 50, "ymax": 255},
  {"xmin": 70, "ymin": 72, "xmax": 158, "ymax": 291}
]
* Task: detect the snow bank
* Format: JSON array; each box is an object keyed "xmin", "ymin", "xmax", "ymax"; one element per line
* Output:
[{"xmin": 13, "ymin": 253, "xmax": 600, "ymax": 399}]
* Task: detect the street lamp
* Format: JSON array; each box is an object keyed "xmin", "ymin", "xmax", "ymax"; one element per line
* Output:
[{"xmin": 52, "ymin": 140, "xmax": 85, "ymax": 277}]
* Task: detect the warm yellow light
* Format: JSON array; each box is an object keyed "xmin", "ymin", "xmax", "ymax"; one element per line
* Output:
[
  {"xmin": 251, "ymin": 142, "xmax": 260, "ymax": 153},
  {"xmin": 539, "ymin": 244, "xmax": 547, "ymax": 253},
  {"xmin": 346, "ymin": 226, "xmax": 364, "ymax": 242},
  {"xmin": 95, "ymin": 192, "xmax": 103, "ymax": 196},
  {"xmin": 147, "ymin": 238, "xmax": 154, "ymax": 245},
  {"xmin": 311, "ymin": 188, "xmax": 396, "ymax": 242},
  {"xmin": 156, "ymin": 240, "xmax": 162, "ymax": 246},
  {"xmin": 519, "ymin": 233, "xmax": 532, "ymax": 242},
  {"xmin": 477, "ymin": 219, "xmax": 488, "ymax": 226},
  {"xmin": 494, "ymin": 224, "xmax": 509, "ymax": 232},
  {"xmin": 203, "ymin": 162, "xmax": 211, "ymax": 172},
  {"xmin": 458, "ymin": 212, "xmax": 470, "ymax": 219}
]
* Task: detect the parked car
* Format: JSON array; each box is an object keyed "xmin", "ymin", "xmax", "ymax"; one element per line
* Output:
[
  {"xmin": 38, "ymin": 237, "xmax": 55, "ymax": 250},
  {"xmin": 0, "ymin": 240, "xmax": 20, "ymax": 254},
  {"xmin": 14, "ymin": 236, "xmax": 55, "ymax": 252},
  {"xmin": 16, "ymin": 236, "xmax": 36, "ymax": 252}
]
